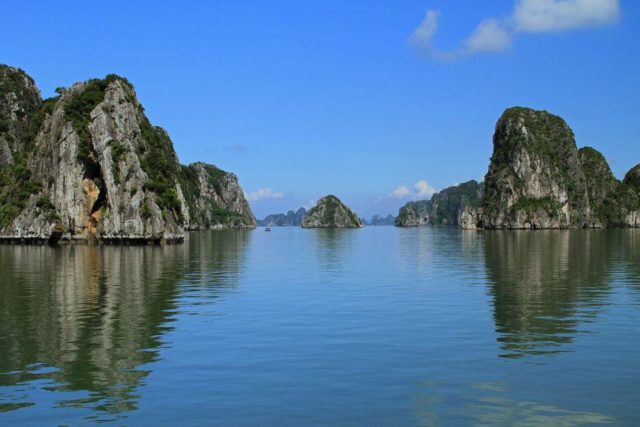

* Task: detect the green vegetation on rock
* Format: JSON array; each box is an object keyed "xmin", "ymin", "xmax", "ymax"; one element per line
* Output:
[
  {"xmin": 396, "ymin": 180, "xmax": 484, "ymax": 227},
  {"xmin": 579, "ymin": 147, "xmax": 619, "ymax": 223},
  {"xmin": 2, "ymin": 65, "xmax": 256, "ymax": 241},
  {"xmin": 482, "ymin": 108, "xmax": 640, "ymax": 228},
  {"xmin": 0, "ymin": 67, "xmax": 58, "ymax": 228},
  {"xmin": 483, "ymin": 107, "xmax": 589, "ymax": 228},
  {"xmin": 321, "ymin": 195, "xmax": 339, "ymax": 226},
  {"xmin": 178, "ymin": 163, "xmax": 252, "ymax": 228},
  {"xmin": 110, "ymin": 140, "xmax": 128, "ymax": 184},
  {"xmin": 302, "ymin": 195, "xmax": 362, "ymax": 228},
  {"xmin": 137, "ymin": 118, "xmax": 182, "ymax": 218},
  {"xmin": 511, "ymin": 197, "xmax": 561, "ymax": 218},
  {"xmin": 623, "ymin": 164, "xmax": 640, "ymax": 190},
  {"xmin": 24, "ymin": 96, "xmax": 58, "ymax": 144},
  {"xmin": 0, "ymin": 65, "xmax": 41, "ymax": 144},
  {"xmin": 0, "ymin": 157, "xmax": 42, "ymax": 227},
  {"xmin": 598, "ymin": 183, "xmax": 639, "ymax": 227},
  {"xmin": 64, "ymin": 74, "xmax": 130, "ymax": 163},
  {"xmin": 35, "ymin": 195, "xmax": 60, "ymax": 222}
]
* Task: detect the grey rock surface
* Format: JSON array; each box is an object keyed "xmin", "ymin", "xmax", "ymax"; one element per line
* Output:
[
  {"xmin": 0, "ymin": 66, "xmax": 255, "ymax": 244},
  {"xmin": 395, "ymin": 181, "xmax": 484, "ymax": 227},
  {"xmin": 301, "ymin": 195, "xmax": 363, "ymax": 228}
]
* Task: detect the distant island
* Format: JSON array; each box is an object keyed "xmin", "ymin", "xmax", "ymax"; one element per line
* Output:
[
  {"xmin": 258, "ymin": 208, "xmax": 394, "ymax": 227},
  {"xmin": 0, "ymin": 65, "xmax": 255, "ymax": 244},
  {"xmin": 365, "ymin": 214, "xmax": 396, "ymax": 226},
  {"xmin": 396, "ymin": 180, "xmax": 483, "ymax": 227},
  {"xmin": 301, "ymin": 195, "xmax": 363, "ymax": 228},
  {"xmin": 257, "ymin": 208, "xmax": 307, "ymax": 227},
  {"xmin": 396, "ymin": 107, "xmax": 640, "ymax": 229}
]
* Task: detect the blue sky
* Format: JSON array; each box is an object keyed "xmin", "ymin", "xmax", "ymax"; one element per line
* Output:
[{"xmin": 1, "ymin": 0, "xmax": 638, "ymax": 219}]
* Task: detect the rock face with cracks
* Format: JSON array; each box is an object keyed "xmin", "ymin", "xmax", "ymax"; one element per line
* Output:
[
  {"xmin": 395, "ymin": 180, "xmax": 484, "ymax": 227},
  {"xmin": 0, "ymin": 65, "xmax": 255, "ymax": 244},
  {"xmin": 482, "ymin": 107, "xmax": 638, "ymax": 229},
  {"xmin": 395, "ymin": 107, "xmax": 639, "ymax": 230}
]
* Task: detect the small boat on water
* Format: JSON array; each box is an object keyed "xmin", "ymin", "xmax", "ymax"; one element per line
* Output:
[{"xmin": 265, "ymin": 227, "xmax": 271, "ymax": 232}]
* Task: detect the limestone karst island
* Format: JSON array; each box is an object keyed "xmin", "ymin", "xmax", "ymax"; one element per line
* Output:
[
  {"xmin": 0, "ymin": 65, "xmax": 255, "ymax": 244},
  {"xmin": 396, "ymin": 108, "xmax": 640, "ymax": 230}
]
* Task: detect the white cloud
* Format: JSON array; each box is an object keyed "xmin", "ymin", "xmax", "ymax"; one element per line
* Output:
[
  {"xmin": 408, "ymin": 10, "xmax": 442, "ymax": 58},
  {"xmin": 409, "ymin": 0, "xmax": 619, "ymax": 60},
  {"xmin": 245, "ymin": 188, "xmax": 285, "ymax": 202},
  {"xmin": 388, "ymin": 185, "xmax": 412, "ymax": 199},
  {"xmin": 463, "ymin": 19, "xmax": 513, "ymax": 54},
  {"xmin": 513, "ymin": 0, "xmax": 620, "ymax": 32},
  {"xmin": 388, "ymin": 180, "xmax": 438, "ymax": 200},
  {"xmin": 414, "ymin": 180, "xmax": 437, "ymax": 198}
]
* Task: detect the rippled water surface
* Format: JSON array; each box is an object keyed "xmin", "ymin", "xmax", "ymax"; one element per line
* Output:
[{"xmin": 1, "ymin": 228, "xmax": 639, "ymax": 425}]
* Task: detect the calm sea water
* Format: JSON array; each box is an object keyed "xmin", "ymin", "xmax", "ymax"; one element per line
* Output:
[{"xmin": 1, "ymin": 227, "xmax": 639, "ymax": 426}]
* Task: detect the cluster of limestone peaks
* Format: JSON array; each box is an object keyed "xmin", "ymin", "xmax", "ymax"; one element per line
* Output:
[
  {"xmin": 0, "ymin": 65, "xmax": 255, "ymax": 244},
  {"xmin": 396, "ymin": 107, "xmax": 640, "ymax": 229},
  {"xmin": 3, "ymin": 64, "xmax": 638, "ymax": 241}
]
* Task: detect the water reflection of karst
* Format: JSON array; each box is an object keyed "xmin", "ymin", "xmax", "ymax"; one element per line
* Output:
[
  {"xmin": 184, "ymin": 230, "xmax": 252, "ymax": 284},
  {"xmin": 396, "ymin": 228, "xmax": 484, "ymax": 278},
  {"xmin": 483, "ymin": 230, "xmax": 619, "ymax": 358},
  {"xmin": 0, "ymin": 231, "xmax": 251, "ymax": 420},
  {"xmin": 0, "ymin": 244, "xmax": 187, "ymax": 417},
  {"xmin": 313, "ymin": 229, "xmax": 352, "ymax": 274}
]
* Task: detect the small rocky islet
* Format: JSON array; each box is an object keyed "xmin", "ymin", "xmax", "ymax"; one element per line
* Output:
[
  {"xmin": 301, "ymin": 195, "xmax": 363, "ymax": 228},
  {"xmin": 0, "ymin": 65, "xmax": 255, "ymax": 244},
  {"xmin": 396, "ymin": 107, "xmax": 640, "ymax": 229}
]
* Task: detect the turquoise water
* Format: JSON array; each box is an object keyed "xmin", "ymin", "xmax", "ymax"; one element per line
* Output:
[{"xmin": 1, "ymin": 228, "xmax": 639, "ymax": 425}]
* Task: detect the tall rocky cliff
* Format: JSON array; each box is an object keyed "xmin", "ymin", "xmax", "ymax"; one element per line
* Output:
[
  {"xmin": 0, "ymin": 65, "xmax": 255, "ymax": 243},
  {"xmin": 395, "ymin": 107, "xmax": 639, "ymax": 230},
  {"xmin": 179, "ymin": 162, "xmax": 255, "ymax": 230},
  {"xmin": 395, "ymin": 180, "xmax": 484, "ymax": 227},
  {"xmin": 482, "ymin": 107, "xmax": 638, "ymax": 229}
]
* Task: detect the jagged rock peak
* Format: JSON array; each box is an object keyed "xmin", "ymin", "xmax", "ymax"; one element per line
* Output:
[
  {"xmin": 301, "ymin": 195, "xmax": 363, "ymax": 228},
  {"xmin": 482, "ymin": 107, "xmax": 591, "ymax": 229},
  {"xmin": 396, "ymin": 107, "xmax": 639, "ymax": 230},
  {"xmin": 623, "ymin": 163, "xmax": 640, "ymax": 190},
  {"xmin": 482, "ymin": 107, "xmax": 639, "ymax": 229},
  {"xmin": 0, "ymin": 65, "xmax": 42, "ymax": 167}
]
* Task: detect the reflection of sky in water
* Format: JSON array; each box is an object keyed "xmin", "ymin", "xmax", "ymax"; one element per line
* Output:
[
  {"xmin": 1, "ymin": 228, "xmax": 639, "ymax": 425},
  {"xmin": 416, "ymin": 382, "xmax": 616, "ymax": 426}
]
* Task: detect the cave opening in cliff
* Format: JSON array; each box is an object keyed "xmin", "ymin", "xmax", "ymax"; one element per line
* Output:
[{"xmin": 83, "ymin": 159, "xmax": 107, "ymax": 215}]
